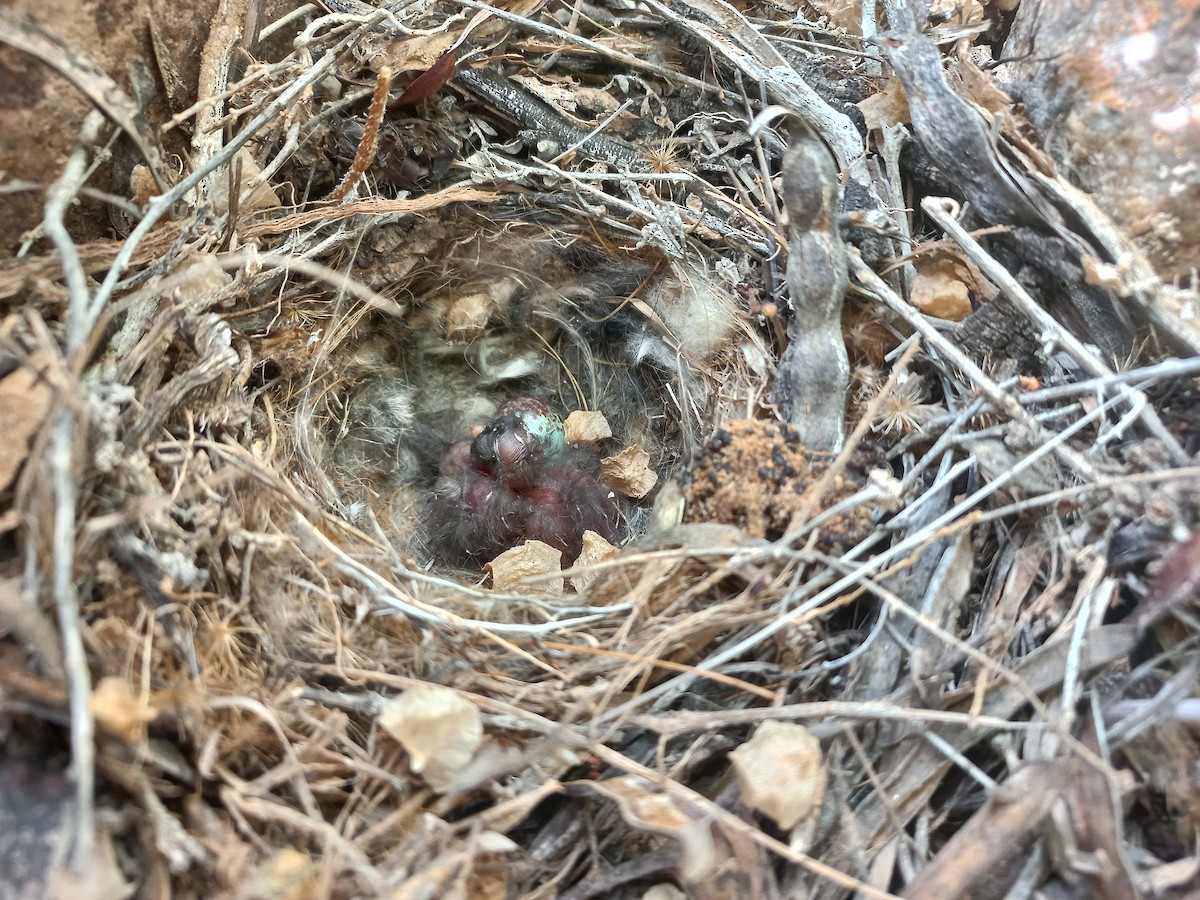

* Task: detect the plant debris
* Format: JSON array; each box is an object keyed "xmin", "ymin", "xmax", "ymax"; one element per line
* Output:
[{"xmin": 2, "ymin": 0, "xmax": 1200, "ymax": 898}]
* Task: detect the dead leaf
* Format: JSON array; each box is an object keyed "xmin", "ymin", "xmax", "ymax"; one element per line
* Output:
[
  {"xmin": 520, "ymin": 73, "xmax": 624, "ymax": 120},
  {"xmin": 210, "ymin": 150, "xmax": 280, "ymax": 215},
  {"xmin": 602, "ymin": 445, "xmax": 658, "ymax": 498},
  {"xmin": 910, "ymin": 257, "xmax": 974, "ymax": 320},
  {"xmin": 955, "ymin": 46, "xmax": 1059, "ymax": 178},
  {"xmin": 512, "ymin": 73, "xmax": 582, "ymax": 113},
  {"xmin": 858, "ymin": 74, "xmax": 910, "ymax": 131},
  {"xmin": 240, "ymin": 848, "xmax": 318, "ymax": 900},
  {"xmin": 1083, "ymin": 256, "xmax": 1128, "ymax": 292},
  {"xmin": 1134, "ymin": 530, "xmax": 1200, "ymax": 630},
  {"xmin": 570, "ymin": 530, "xmax": 619, "ymax": 592},
  {"xmin": 130, "ymin": 164, "xmax": 157, "ymax": 208},
  {"xmin": 378, "ymin": 683, "xmax": 484, "ymax": 793},
  {"xmin": 172, "ymin": 254, "xmax": 232, "ymax": 301},
  {"xmin": 955, "ymin": 46, "xmax": 1014, "ymax": 118},
  {"xmin": 564, "ymin": 410, "xmax": 612, "ymax": 445},
  {"xmin": 477, "ymin": 780, "xmax": 564, "ymax": 834},
  {"xmin": 384, "ymin": 32, "xmax": 458, "ymax": 74},
  {"xmin": 392, "ymin": 49, "xmax": 458, "ymax": 107},
  {"xmin": 487, "ymin": 540, "xmax": 564, "ymax": 594},
  {"xmin": 464, "ymin": 851, "xmax": 510, "ymax": 900},
  {"xmin": 729, "ymin": 721, "xmax": 825, "ymax": 831},
  {"xmin": 586, "ymin": 776, "xmax": 718, "ymax": 883},
  {"xmin": 809, "ymin": 0, "xmax": 862, "ymax": 33},
  {"xmin": 928, "ymin": 0, "xmax": 985, "ymax": 24}
]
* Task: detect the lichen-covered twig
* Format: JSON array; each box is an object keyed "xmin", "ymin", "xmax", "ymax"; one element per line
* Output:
[{"xmin": 42, "ymin": 111, "xmax": 106, "ymax": 876}]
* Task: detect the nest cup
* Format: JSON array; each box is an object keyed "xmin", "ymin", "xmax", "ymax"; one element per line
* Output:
[{"xmin": 290, "ymin": 222, "xmax": 747, "ymax": 573}]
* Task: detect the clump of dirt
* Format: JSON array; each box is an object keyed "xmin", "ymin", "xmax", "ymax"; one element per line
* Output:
[{"xmin": 683, "ymin": 418, "xmax": 885, "ymax": 548}]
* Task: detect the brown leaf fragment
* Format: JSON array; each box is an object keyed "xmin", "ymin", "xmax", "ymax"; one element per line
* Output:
[
  {"xmin": 486, "ymin": 540, "xmax": 564, "ymax": 594},
  {"xmin": 1134, "ymin": 530, "xmax": 1200, "ymax": 631},
  {"xmin": 729, "ymin": 721, "xmax": 825, "ymax": 831},
  {"xmin": 601, "ymin": 444, "xmax": 658, "ymax": 498},
  {"xmin": 391, "ymin": 49, "xmax": 457, "ymax": 107},
  {"xmin": 808, "ymin": 0, "xmax": 864, "ymax": 33},
  {"xmin": 241, "ymin": 848, "xmax": 318, "ymax": 900},
  {"xmin": 857, "ymin": 74, "xmax": 910, "ymax": 131},
  {"xmin": 929, "ymin": 0, "xmax": 985, "ymax": 22},
  {"xmin": 378, "ymin": 683, "xmax": 483, "ymax": 793},
  {"xmin": 0, "ymin": 357, "xmax": 52, "ymax": 492},
  {"xmin": 904, "ymin": 761, "xmax": 1078, "ymax": 900},
  {"xmin": 954, "ymin": 38, "xmax": 1015, "ymax": 118},
  {"xmin": 210, "ymin": 149, "xmax": 281, "ymax": 215},
  {"xmin": 583, "ymin": 776, "xmax": 719, "ymax": 884},
  {"xmin": 910, "ymin": 258, "xmax": 974, "ymax": 321},
  {"xmin": 1082, "ymin": 256, "xmax": 1127, "ymax": 292},
  {"xmin": 384, "ymin": 30, "xmax": 459, "ymax": 74},
  {"xmin": 463, "ymin": 851, "xmax": 510, "ymax": 900},
  {"xmin": 564, "ymin": 409, "xmax": 612, "ymax": 445},
  {"xmin": 570, "ymin": 530, "xmax": 618, "ymax": 592}
]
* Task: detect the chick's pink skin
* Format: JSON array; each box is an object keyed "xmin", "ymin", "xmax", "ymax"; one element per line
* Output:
[
  {"xmin": 494, "ymin": 425, "xmax": 534, "ymax": 471},
  {"xmin": 523, "ymin": 466, "xmax": 619, "ymax": 552},
  {"xmin": 438, "ymin": 439, "xmax": 473, "ymax": 476}
]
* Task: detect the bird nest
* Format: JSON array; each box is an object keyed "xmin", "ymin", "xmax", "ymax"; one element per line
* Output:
[{"xmin": 3, "ymin": 1, "xmax": 1200, "ymax": 898}]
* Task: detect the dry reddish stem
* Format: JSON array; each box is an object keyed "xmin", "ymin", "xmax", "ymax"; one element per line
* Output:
[{"xmin": 328, "ymin": 65, "xmax": 393, "ymax": 202}]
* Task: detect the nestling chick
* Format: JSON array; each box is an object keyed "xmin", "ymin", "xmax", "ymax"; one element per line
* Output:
[
  {"xmin": 318, "ymin": 230, "xmax": 745, "ymax": 568},
  {"xmin": 430, "ymin": 398, "xmax": 618, "ymax": 562}
]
